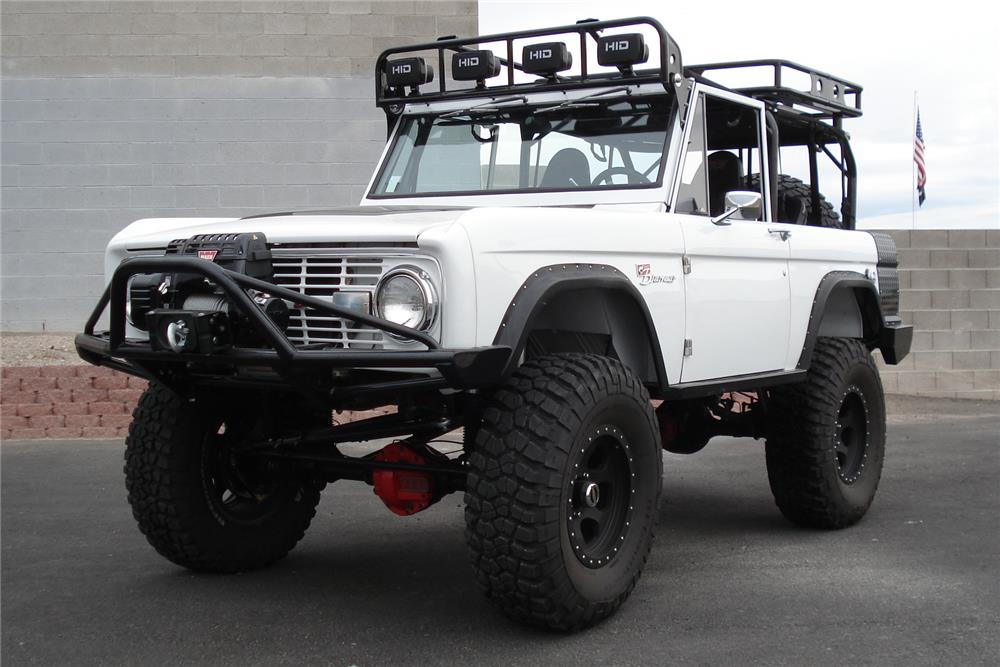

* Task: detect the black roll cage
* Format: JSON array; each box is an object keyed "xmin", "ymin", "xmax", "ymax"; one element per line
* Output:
[{"xmin": 374, "ymin": 20, "xmax": 864, "ymax": 228}]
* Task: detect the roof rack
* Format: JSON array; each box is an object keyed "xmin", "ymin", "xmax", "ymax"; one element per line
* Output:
[
  {"xmin": 374, "ymin": 16, "xmax": 683, "ymax": 110},
  {"xmin": 687, "ymin": 60, "xmax": 863, "ymax": 121}
]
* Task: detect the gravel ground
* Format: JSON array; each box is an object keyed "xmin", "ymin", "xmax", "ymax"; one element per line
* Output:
[{"xmin": 0, "ymin": 333, "xmax": 79, "ymax": 366}]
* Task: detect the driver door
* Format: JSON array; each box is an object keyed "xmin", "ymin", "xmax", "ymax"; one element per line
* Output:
[{"xmin": 672, "ymin": 89, "xmax": 791, "ymax": 383}]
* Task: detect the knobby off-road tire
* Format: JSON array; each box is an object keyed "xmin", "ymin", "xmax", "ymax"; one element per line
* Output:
[
  {"xmin": 766, "ymin": 337, "xmax": 886, "ymax": 528},
  {"xmin": 750, "ymin": 173, "xmax": 844, "ymax": 229},
  {"xmin": 124, "ymin": 383, "xmax": 322, "ymax": 572},
  {"xmin": 465, "ymin": 354, "xmax": 662, "ymax": 631}
]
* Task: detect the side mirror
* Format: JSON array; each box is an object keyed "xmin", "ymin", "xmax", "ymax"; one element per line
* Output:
[{"xmin": 711, "ymin": 190, "xmax": 763, "ymax": 225}]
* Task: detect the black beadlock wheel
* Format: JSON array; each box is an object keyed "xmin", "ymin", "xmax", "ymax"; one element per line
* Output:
[
  {"xmin": 765, "ymin": 337, "xmax": 886, "ymax": 528},
  {"xmin": 124, "ymin": 383, "xmax": 323, "ymax": 573},
  {"xmin": 464, "ymin": 354, "xmax": 662, "ymax": 631}
]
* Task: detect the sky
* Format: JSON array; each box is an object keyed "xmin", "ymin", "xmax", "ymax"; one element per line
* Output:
[{"xmin": 479, "ymin": 0, "xmax": 999, "ymax": 229}]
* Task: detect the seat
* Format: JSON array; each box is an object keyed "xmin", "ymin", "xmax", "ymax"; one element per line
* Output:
[
  {"xmin": 707, "ymin": 151, "xmax": 744, "ymax": 216},
  {"xmin": 540, "ymin": 148, "xmax": 591, "ymax": 188}
]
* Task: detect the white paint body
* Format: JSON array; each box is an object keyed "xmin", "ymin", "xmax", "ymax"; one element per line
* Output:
[{"xmin": 105, "ymin": 81, "xmax": 882, "ymax": 386}]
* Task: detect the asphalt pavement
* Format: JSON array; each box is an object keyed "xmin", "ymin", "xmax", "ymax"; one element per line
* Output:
[{"xmin": 3, "ymin": 402, "xmax": 999, "ymax": 666}]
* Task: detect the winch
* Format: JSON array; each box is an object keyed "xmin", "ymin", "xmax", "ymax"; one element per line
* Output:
[{"xmin": 126, "ymin": 232, "xmax": 289, "ymax": 353}]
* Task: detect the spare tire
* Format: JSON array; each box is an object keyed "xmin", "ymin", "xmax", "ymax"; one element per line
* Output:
[{"xmin": 749, "ymin": 174, "xmax": 843, "ymax": 229}]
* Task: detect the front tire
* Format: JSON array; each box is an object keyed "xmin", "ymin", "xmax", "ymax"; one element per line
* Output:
[
  {"xmin": 464, "ymin": 354, "xmax": 662, "ymax": 631},
  {"xmin": 124, "ymin": 383, "xmax": 323, "ymax": 572},
  {"xmin": 766, "ymin": 338, "xmax": 886, "ymax": 528}
]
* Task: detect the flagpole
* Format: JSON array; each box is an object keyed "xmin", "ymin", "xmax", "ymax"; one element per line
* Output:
[{"xmin": 912, "ymin": 91, "xmax": 917, "ymax": 230}]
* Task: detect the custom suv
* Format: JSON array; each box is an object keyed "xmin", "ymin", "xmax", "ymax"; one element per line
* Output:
[{"xmin": 76, "ymin": 17, "xmax": 912, "ymax": 631}]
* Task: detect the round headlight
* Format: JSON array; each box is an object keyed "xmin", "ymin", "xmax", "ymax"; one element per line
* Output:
[{"xmin": 375, "ymin": 266, "xmax": 437, "ymax": 334}]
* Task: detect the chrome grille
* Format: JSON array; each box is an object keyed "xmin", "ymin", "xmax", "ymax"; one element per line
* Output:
[{"xmin": 271, "ymin": 254, "xmax": 386, "ymax": 348}]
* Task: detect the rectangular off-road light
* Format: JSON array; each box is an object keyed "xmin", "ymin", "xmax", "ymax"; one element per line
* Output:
[
  {"xmin": 452, "ymin": 50, "xmax": 502, "ymax": 82},
  {"xmin": 384, "ymin": 57, "xmax": 434, "ymax": 88},
  {"xmin": 597, "ymin": 33, "xmax": 649, "ymax": 70},
  {"xmin": 521, "ymin": 41, "xmax": 572, "ymax": 76}
]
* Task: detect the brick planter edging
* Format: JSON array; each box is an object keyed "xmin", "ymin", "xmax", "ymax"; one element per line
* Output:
[{"xmin": 1, "ymin": 365, "xmax": 390, "ymax": 440}]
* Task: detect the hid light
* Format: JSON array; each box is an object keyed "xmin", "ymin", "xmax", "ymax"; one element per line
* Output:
[
  {"xmin": 452, "ymin": 50, "xmax": 501, "ymax": 84},
  {"xmin": 384, "ymin": 57, "xmax": 434, "ymax": 89},
  {"xmin": 597, "ymin": 33, "xmax": 649, "ymax": 72},
  {"xmin": 521, "ymin": 41, "xmax": 572, "ymax": 77}
]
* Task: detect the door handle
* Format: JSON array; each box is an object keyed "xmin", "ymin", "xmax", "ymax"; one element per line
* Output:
[{"xmin": 768, "ymin": 228, "xmax": 791, "ymax": 241}]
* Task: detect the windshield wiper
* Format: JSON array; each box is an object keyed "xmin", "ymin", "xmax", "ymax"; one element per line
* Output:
[
  {"xmin": 535, "ymin": 86, "xmax": 632, "ymax": 114},
  {"xmin": 439, "ymin": 95, "xmax": 528, "ymax": 119}
]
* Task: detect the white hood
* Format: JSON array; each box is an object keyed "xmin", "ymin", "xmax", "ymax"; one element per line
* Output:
[{"xmin": 109, "ymin": 207, "xmax": 470, "ymax": 250}]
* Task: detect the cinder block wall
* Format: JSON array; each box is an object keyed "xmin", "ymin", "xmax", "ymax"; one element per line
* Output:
[
  {"xmin": 1, "ymin": 0, "xmax": 477, "ymax": 331},
  {"xmin": 874, "ymin": 230, "xmax": 1000, "ymax": 400}
]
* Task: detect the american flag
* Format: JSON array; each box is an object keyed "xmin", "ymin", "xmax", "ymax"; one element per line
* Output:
[{"xmin": 914, "ymin": 109, "xmax": 927, "ymax": 206}]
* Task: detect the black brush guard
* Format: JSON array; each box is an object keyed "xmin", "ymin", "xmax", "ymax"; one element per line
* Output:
[{"xmin": 75, "ymin": 256, "xmax": 511, "ymax": 399}]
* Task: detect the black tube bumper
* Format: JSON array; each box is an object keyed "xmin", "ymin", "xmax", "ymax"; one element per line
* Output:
[{"xmin": 76, "ymin": 256, "xmax": 511, "ymax": 391}]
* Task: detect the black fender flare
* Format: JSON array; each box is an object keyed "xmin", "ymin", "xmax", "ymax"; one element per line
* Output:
[
  {"xmin": 797, "ymin": 270, "xmax": 912, "ymax": 369},
  {"xmin": 492, "ymin": 263, "xmax": 668, "ymax": 390}
]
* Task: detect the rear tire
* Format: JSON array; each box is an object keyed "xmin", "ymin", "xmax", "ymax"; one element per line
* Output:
[
  {"xmin": 464, "ymin": 354, "xmax": 662, "ymax": 631},
  {"xmin": 750, "ymin": 173, "xmax": 844, "ymax": 229},
  {"xmin": 124, "ymin": 383, "xmax": 322, "ymax": 572},
  {"xmin": 765, "ymin": 338, "xmax": 886, "ymax": 528}
]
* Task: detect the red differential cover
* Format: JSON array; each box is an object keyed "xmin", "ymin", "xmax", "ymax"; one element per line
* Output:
[{"xmin": 372, "ymin": 442, "xmax": 436, "ymax": 516}]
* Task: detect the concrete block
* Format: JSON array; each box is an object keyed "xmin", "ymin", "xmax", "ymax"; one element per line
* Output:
[
  {"xmin": 392, "ymin": 14, "xmax": 435, "ymax": 37},
  {"xmin": 306, "ymin": 14, "xmax": 353, "ymax": 35},
  {"xmin": 932, "ymin": 330, "xmax": 970, "ymax": 351},
  {"xmin": 240, "ymin": 35, "xmax": 286, "ymax": 56},
  {"xmin": 2, "ymin": 142, "xmax": 44, "ymax": 164},
  {"xmin": 953, "ymin": 350, "xmax": 991, "ymax": 371},
  {"xmin": 990, "ymin": 310, "xmax": 1000, "ymax": 330},
  {"xmin": 129, "ymin": 186, "xmax": 176, "ymax": 207},
  {"xmin": 83, "ymin": 186, "xmax": 132, "ymax": 208},
  {"xmin": 197, "ymin": 34, "xmax": 247, "ymax": 57},
  {"xmin": 970, "ymin": 289, "xmax": 1000, "ymax": 309},
  {"xmin": 909, "ymin": 230, "xmax": 949, "ymax": 249},
  {"xmin": 949, "ymin": 230, "xmax": 987, "ymax": 248},
  {"xmin": 219, "ymin": 185, "xmax": 264, "ymax": 207},
  {"xmin": 912, "ymin": 351, "xmax": 952, "ymax": 371},
  {"xmin": 262, "ymin": 56, "xmax": 310, "ymax": 77},
  {"xmin": 129, "ymin": 12, "xmax": 177, "ymax": 35},
  {"xmin": 306, "ymin": 184, "xmax": 354, "ymax": 206},
  {"xmin": 987, "ymin": 230, "xmax": 1000, "ymax": 248},
  {"xmin": 151, "ymin": 35, "xmax": 201, "ymax": 56},
  {"xmin": 282, "ymin": 35, "xmax": 331, "ymax": 57},
  {"xmin": 240, "ymin": 1, "xmax": 291, "ymax": 12},
  {"xmin": 909, "ymin": 269, "xmax": 949, "ymax": 289},
  {"xmin": 911, "ymin": 309, "xmax": 949, "ymax": 331},
  {"xmin": 971, "ymin": 330, "xmax": 1000, "ymax": 350},
  {"xmin": 436, "ymin": 15, "xmax": 477, "ymax": 38},
  {"xmin": 951, "ymin": 309, "xmax": 989, "ymax": 331},
  {"xmin": 374, "ymin": 1, "xmax": 414, "ymax": 14},
  {"xmin": 880, "ymin": 230, "xmax": 909, "ymax": 248},
  {"xmin": 40, "ymin": 143, "xmax": 89, "ymax": 164},
  {"xmin": 350, "ymin": 13, "xmax": 393, "ymax": 37},
  {"xmin": 949, "ymin": 270, "xmax": 987, "ymax": 290},
  {"xmin": 878, "ymin": 371, "xmax": 898, "ymax": 393},
  {"xmin": 282, "ymin": 163, "xmax": 331, "ymax": 185},
  {"xmin": 174, "ymin": 12, "xmax": 220, "ymax": 34},
  {"xmin": 936, "ymin": 371, "xmax": 976, "ymax": 392},
  {"xmin": 992, "ymin": 351, "xmax": 1000, "ymax": 369},
  {"xmin": 173, "ymin": 186, "xmax": 220, "ymax": 208},
  {"xmin": 219, "ymin": 13, "xmax": 263, "ymax": 34},
  {"xmin": 930, "ymin": 249, "xmax": 968, "ymax": 269},
  {"xmin": 259, "ymin": 185, "xmax": 309, "ymax": 208},
  {"xmin": 988, "ymin": 270, "xmax": 1000, "ymax": 289},
  {"xmin": 262, "ymin": 13, "xmax": 307, "ymax": 34},
  {"xmin": 931, "ymin": 289, "xmax": 970, "ymax": 310},
  {"xmin": 898, "ymin": 248, "xmax": 929, "ymax": 268},
  {"xmin": 895, "ymin": 371, "xmax": 936, "ymax": 393}
]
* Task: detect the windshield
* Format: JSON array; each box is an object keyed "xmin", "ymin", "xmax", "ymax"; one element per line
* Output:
[{"xmin": 369, "ymin": 97, "xmax": 671, "ymax": 198}]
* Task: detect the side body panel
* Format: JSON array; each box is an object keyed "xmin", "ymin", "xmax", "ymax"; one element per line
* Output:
[{"xmin": 455, "ymin": 206, "xmax": 687, "ymax": 385}]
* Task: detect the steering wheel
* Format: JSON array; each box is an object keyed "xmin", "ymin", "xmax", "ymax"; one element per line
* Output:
[{"xmin": 591, "ymin": 167, "xmax": 651, "ymax": 186}]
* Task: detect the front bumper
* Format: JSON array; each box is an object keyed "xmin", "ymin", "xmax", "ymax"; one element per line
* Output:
[{"xmin": 76, "ymin": 255, "xmax": 510, "ymax": 392}]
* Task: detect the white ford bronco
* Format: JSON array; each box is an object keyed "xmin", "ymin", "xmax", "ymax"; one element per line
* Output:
[{"xmin": 77, "ymin": 17, "xmax": 912, "ymax": 631}]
